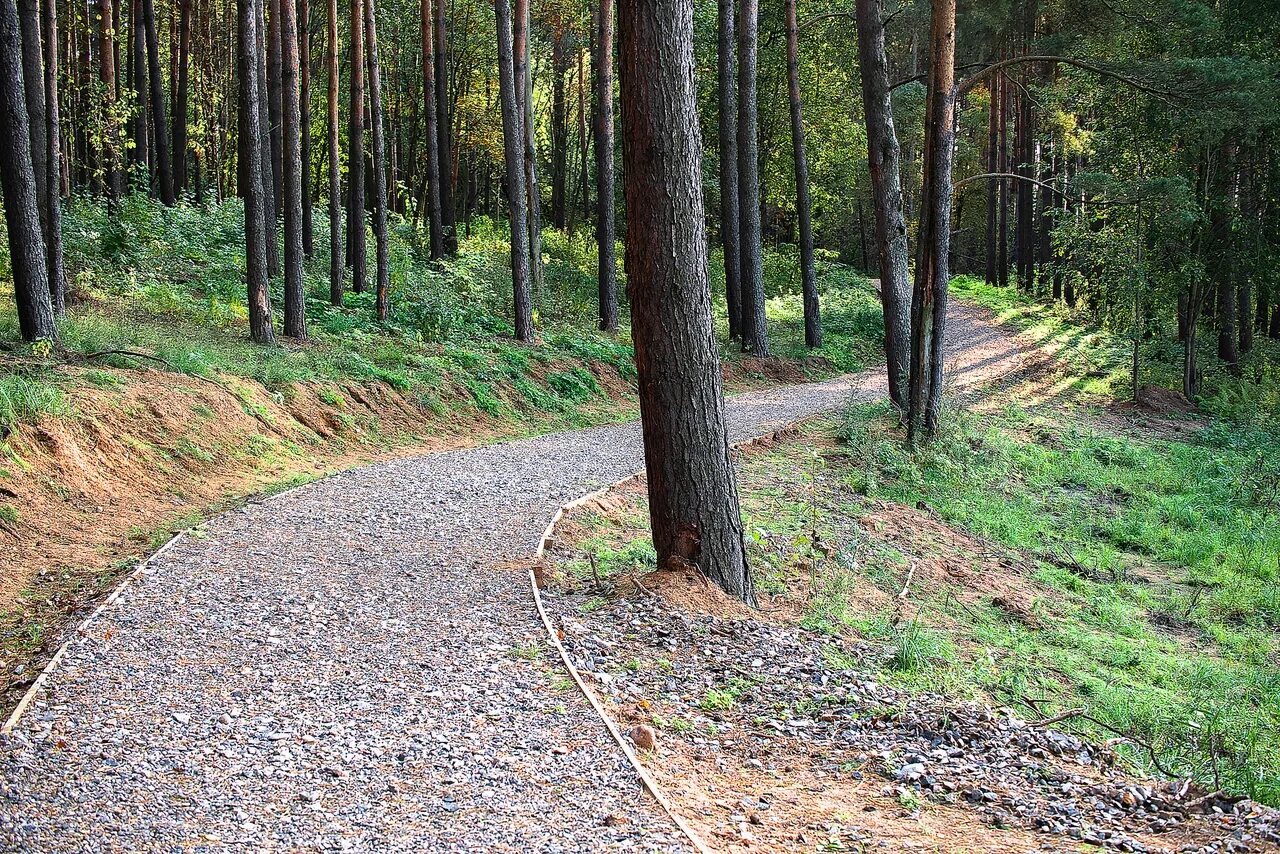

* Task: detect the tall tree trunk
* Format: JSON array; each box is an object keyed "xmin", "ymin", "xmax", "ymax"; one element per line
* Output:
[
  {"xmin": 617, "ymin": 0, "xmax": 753, "ymax": 604},
  {"xmin": 99, "ymin": 0, "xmax": 124, "ymax": 204},
  {"xmin": 256, "ymin": 0, "xmax": 278, "ymax": 273},
  {"xmin": 364, "ymin": 0, "xmax": 388, "ymax": 319},
  {"xmin": 997, "ymin": 66, "xmax": 1008, "ymax": 287},
  {"xmin": 549, "ymin": 29, "xmax": 567, "ymax": 229},
  {"xmin": 593, "ymin": 0, "xmax": 616, "ymax": 332},
  {"xmin": 130, "ymin": 0, "xmax": 147, "ymax": 185},
  {"xmin": 432, "ymin": 0, "xmax": 454, "ymax": 252},
  {"xmin": 495, "ymin": 0, "xmax": 531, "ymax": 340},
  {"xmin": 326, "ymin": 0, "xmax": 341, "ymax": 303},
  {"xmin": 735, "ymin": 0, "xmax": 767, "ymax": 355},
  {"xmin": 281, "ymin": 0, "xmax": 305, "ymax": 337},
  {"xmin": 984, "ymin": 75, "xmax": 997, "ymax": 285},
  {"xmin": 238, "ymin": 0, "xmax": 275, "ymax": 343},
  {"xmin": 419, "ymin": 0, "xmax": 443, "ymax": 258},
  {"xmin": 854, "ymin": 0, "xmax": 909, "ymax": 408},
  {"xmin": 575, "ymin": 46, "xmax": 588, "ymax": 228},
  {"xmin": 514, "ymin": 0, "xmax": 542, "ymax": 289},
  {"xmin": 784, "ymin": 0, "xmax": 818, "ymax": 348},
  {"xmin": 908, "ymin": 0, "xmax": 956, "ymax": 441},
  {"xmin": 16, "ymin": 0, "xmax": 46, "ymax": 244},
  {"xmin": 142, "ymin": 0, "xmax": 172, "ymax": 203},
  {"xmin": 716, "ymin": 0, "xmax": 739, "ymax": 338},
  {"xmin": 40, "ymin": 0, "xmax": 59, "ymax": 311},
  {"xmin": 172, "ymin": 0, "xmax": 190, "ymax": 195},
  {"xmin": 267, "ymin": 0, "xmax": 283, "ymax": 213},
  {"xmin": 299, "ymin": 0, "xmax": 312, "ymax": 255},
  {"xmin": 0, "ymin": 0, "xmax": 54, "ymax": 341},
  {"xmin": 347, "ymin": 0, "xmax": 365, "ymax": 291}
]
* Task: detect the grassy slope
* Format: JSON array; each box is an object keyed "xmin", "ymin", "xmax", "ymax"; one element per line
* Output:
[
  {"xmin": 559, "ymin": 277, "xmax": 1280, "ymax": 805},
  {"xmin": 0, "ymin": 195, "xmax": 884, "ymax": 706}
]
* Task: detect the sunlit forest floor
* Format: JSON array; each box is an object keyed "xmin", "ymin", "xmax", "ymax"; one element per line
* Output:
[
  {"xmin": 547, "ymin": 280, "xmax": 1280, "ymax": 842},
  {"xmin": 0, "ymin": 197, "xmax": 883, "ymax": 715}
]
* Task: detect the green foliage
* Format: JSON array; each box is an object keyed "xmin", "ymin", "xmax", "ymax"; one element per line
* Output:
[{"xmin": 0, "ymin": 374, "xmax": 69, "ymax": 430}]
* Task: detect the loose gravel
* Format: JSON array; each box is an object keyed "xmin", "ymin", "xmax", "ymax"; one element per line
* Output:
[{"xmin": 0, "ymin": 302, "xmax": 1014, "ymax": 853}]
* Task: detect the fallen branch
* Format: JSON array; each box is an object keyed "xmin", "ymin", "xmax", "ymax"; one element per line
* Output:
[
  {"xmin": 897, "ymin": 560, "xmax": 916, "ymax": 602},
  {"xmin": 1029, "ymin": 707, "xmax": 1086, "ymax": 728}
]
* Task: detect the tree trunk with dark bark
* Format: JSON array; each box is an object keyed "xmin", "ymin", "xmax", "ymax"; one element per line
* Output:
[
  {"xmin": 142, "ymin": 0, "xmax": 173, "ymax": 203},
  {"xmin": 256, "ymin": 0, "xmax": 278, "ymax": 274},
  {"xmin": 130, "ymin": 0, "xmax": 148, "ymax": 186},
  {"xmin": 172, "ymin": 0, "xmax": 190, "ymax": 195},
  {"xmin": 907, "ymin": 0, "xmax": 956, "ymax": 442},
  {"xmin": 594, "ymin": 0, "xmax": 616, "ymax": 332},
  {"xmin": 984, "ymin": 74, "xmax": 997, "ymax": 285},
  {"xmin": 40, "ymin": 0, "xmax": 59, "ymax": 311},
  {"xmin": 267, "ymin": 0, "xmax": 283, "ymax": 212},
  {"xmin": 0, "ymin": 0, "xmax": 54, "ymax": 341},
  {"xmin": 347, "ymin": 0, "xmax": 365, "ymax": 291},
  {"xmin": 16, "ymin": 0, "xmax": 46, "ymax": 240},
  {"xmin": 617, "ymin": 0, "xmax": 753, "ymax": 604},
  {"xmin": 854, "ymin": 0, "xmax": 909, "ymax": 408},
  {"xmin": 420, "ymin": 0, "xmax": 443, "ymax": 258},
  {"xmin": 716, "ymin": 0, "xmax": 739, "ymax": 338},
  {"xmin": 299, "ymin": 0, "xmax": 312, "ymax": 256},
  {"xmin": 237, "ymin": 0, "xmax": 275, "ymax": 343},
  {"xmin": 495, "ymin": 0, "xmax": 532, "ymax": 340},
  {"xmin": 281, "ymin": 0, "xmax": 305, "ymax": 337},
  {"xmin": 326, "ymin": 0, "xmax": 341, "ymax": 303},
  {"xmin": 735, "ymin": 0, "xmax": 767, "ymax": 355},
  {"xmin": 514, "ymin": 0, "xmax": 542, "ymax": 289},
  {"xmin": 784, "ymin": 0, "xmax": 818, "ymax": 348},
  {"xmin": 549, "ymin": 29, "xmax": 567, "ymax": 229},
  {"xmin": 364, "ymin": 0, "xmax": 389, "ymax": 319},
  {"xmin": 432, "ymin": 0, "xmax": 454, "ymax": 252},
  {"xmin": 99, "ymin": 0, "xmax": 124, "ymax": 205}
]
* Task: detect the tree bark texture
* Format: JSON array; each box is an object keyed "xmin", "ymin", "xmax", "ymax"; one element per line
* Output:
[
  {"xmin": 495, "ymin": 0, "xmax": 532, "ymax": 340},
  {"xmin": 172, "ymin": 0, "xmax": 190, "ymax": 195},
  {"xmin": 617, "ymin": 0, "xmax": 754, "ymax": 605},
  {"xmin": 716, "ymin": 0, "xmax": 739, "ymax": 338},
  {"xmin": 299, "ymin": 0, "xmax": 312, "ymax": 256},
  {"xmin": 326, "ymin": 0, "xmax": 341, "ymax": 303},
  {"xmin": 420, "ymin": 0, "xmax": 443, "ymax": 258},
  {"xmin": 735, "ymin": 0, "xmax": 767, "ymax": 355},
  {"xmin": 347, "ymin": 0, "xmax": 365, "ymax": 291},
  {"xmin": 237, "ymin": 0, "xmax": 275, "ymax": 343},
  {"xmin": 40, "ymin": 0, "xmax": 59, "ymax": 310},
  {"xmin": 364, "ymin": 0, "xmax": 389, "ymax": 320},
  {"xmin": 593, "ymin": 0, "xmax": 616, "ymax": 332},
  {"xmin": 281, "ymin": 0, "xmax": 305, "ymax": 337},
  {"xmin": 432, "ymin": 0, "xmax": 454, "ymax": 252},
  {"xmin": 514, "ymin": 0, "xmax": 542, "ymax": 289},
  {"xmin": 784, "ymin": 0, "xmax": 819, "ymax": 348},
  {"xmin": 142, "ymin": 0, "xmax": 172, "ymax": 203}
]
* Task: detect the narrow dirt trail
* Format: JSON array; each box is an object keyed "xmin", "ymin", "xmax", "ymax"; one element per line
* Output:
[{"xmin": 0, "ymin": 303, "xmax": 1026, "ymax": 852}]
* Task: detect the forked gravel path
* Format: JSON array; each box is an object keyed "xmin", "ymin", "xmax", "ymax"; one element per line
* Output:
[{"xmin": 0, "ymin": 303, "xmax": 1021, "ymax": 853}]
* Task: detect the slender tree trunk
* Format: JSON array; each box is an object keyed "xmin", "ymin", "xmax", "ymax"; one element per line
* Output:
[
  {"xmin": 432, "ymin": 0, "xmax": 454, "ymax": 252},
  {"xmin": 997, "ymin": 66, "xmax": 1008, "ymax": 287},
  {"xmin": 908, "ymin": 0, "xmax": 956, "ymax": 441},
  {"xmin": 268, "ymin": 0, "xmax": 284, "ymax": 214},
  {"xmin": 0, "ymin": 0, "xmax": 54, "ymax": 341},
  {"xmin": 142, "ymin": 0, "xmax": 172, "ymax": 203},
  {"xmin": 1238, "ymin": 283, "xmax": 1252, "ymax": 354},
  {"xmin": 514, "ymin": 0, "xmax": 542, "ymax": 289},
  {"xmin": 575, "ymin": 46, "xmax": 588, "ymax": 228},
  {"xmin": 172, "ymin": 0, "xmax": 190, "ymax": 195},
  {"xmin": 130, "ymin": 0, "xmax": 147, "ymax": 185},
  {"xmin": 784, "ymin": 0, "xmax": 818, "ymax": 348},
  {"xmin": 40, "ymin": 0, "xmax": 59, "ymax": 311},
  {"xmin": 617, "ymin": 0, "xmax": 753, "ymax": 604},
  {"xmin": 99, "ymin": 0, "xmax": 123, "ymax": 205},
  {"xmin": 326, "ymin": 0, "xmax": 341, "ymax": 303},
  {"xmin": 256, "ymin": 0, "xmax": 278, "ymax": 273},
  {"xmin": 420, "ymin": 0, "xmax": 443, "ymax": 258},
  {"xmin": 735, "ymin": 0, "xmax": 767, "ymax": 355},
  {"xmin": 299, "ymin": 0, "xmax": 312, "ymax": 255},
  {"xmin": 364, "ymin": 0, "xmax": 389, "ymax": 319},
  {"xmin": 549, "ymin": 30, "xmax": 567, "ymax": 229},
  {"xmin": 854, "ymin": 0, "xmax": 909, "ymax": 408},
  {"xmin": 347, "ymin": 0, "xmax": 365, "ymax": 291},
  {"xmin": 237, "ymin": 0, "xmax": 274, "ymax": 343},
  {"xmin": 593, "ymin": 0, "xmax": 616, "ymax": 332},
  {"xmin": 495, "ymin": 0, "xmax": 531, "ymax": 340},
  {"xmin": 717, "ymin": 0, "xmax": 740, "ymax": 338},
  {"xmin": 280, "ymin": 0, "xmax": 305, "ymax": 337},
  {"xmin": 984, "ymin": 75, "xmax": 997, "ymax": 284}
]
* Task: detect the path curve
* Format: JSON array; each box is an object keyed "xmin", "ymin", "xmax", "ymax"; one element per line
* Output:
[{"xmin": 0, "ymin": 303, "xmax": 1025, "ymax": 853}]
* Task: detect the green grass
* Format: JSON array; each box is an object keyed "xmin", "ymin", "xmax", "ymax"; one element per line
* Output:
[{"xmin": 0, "ymin": 373, "xmax": 69, "ymax": 430}]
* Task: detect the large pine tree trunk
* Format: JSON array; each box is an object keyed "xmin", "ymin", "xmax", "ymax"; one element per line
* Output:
[
  {"xmin": 0, "ymin": 0, "xmax": 54, "ymax": 341},
  {"xmin": 172, "ymin": 0, "xmax": 190, "ymax": 195},
  {"xmin": 40, "ymin": 0, "xmax": 59, "ymax": 311},
  {"xmin": 364, "ymin": 0, "xmax": 389, "ymax": 319},
  {"xmin": 432, "ymin": 0, "xmax": 454, "ymax": 252},
  {"xmin": 99, "ymin": 0, "xmax": 124, "ymax": 205},
  {"xmin": 716, "ymin": 0, "xmax": 740, "ymax": 338},
  {"xmin": 299, "ymin": 0, "xmax": 312, "ymax": 256},
  {"xmin": 854, "ymin": 0, "xmax": 909, "ymax": 408},
  {"xmin": 735, "ymin": 0, "xmax": 767, "ymax": 355},
  {"xmin": 346, "ymin": 0, "xmax": 365, "ymax": 291},
  {"xmin": 617, "ymin": 0, "xmax": 753, "ymax": 604},
  {"xmin": 593, "ymin": 0, "xmax": 616, "ymax": 332},
  {"xmin": 419, "ymin": 0, "xmax": 443, "ymax": 258},
  {"xmin": 281, "ymin": 0, "xmax": 305, "ymax": 337},
  {"xmin": 16, "ymin": 0, "xmax": 46, "ymax": 240},
  {"xmin": 237, "ymin": 0, "xmax": 274, "ymax": 343},
  {"xmin": 325, "ymin": 0, "xmax": 341, "ymax": 303},
  {"xmin": 784, "ymin": 0, "xmax": 818, "ymax": 348},
  {"xmin": 908, "ymin": 0, "xmax": 956, "ymax": 441},
  {"xmin": 495, "ymin": 0, "xmax": 532, "ymax": 340},
  {"xmin": 142, "ymin": 0, "xmax": 173, "ymax": 203}
]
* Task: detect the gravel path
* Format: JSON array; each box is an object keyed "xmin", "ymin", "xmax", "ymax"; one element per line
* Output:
[{"xmin": 0, "ymin": 303, "xmax": 1019, "ymax": 853}]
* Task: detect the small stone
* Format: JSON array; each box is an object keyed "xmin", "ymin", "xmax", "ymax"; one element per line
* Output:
[
  {"xmin": 629, "ymin": 724, "xmax": 657, "ymax": 751},
  {"xmin": 172, "ymin": 713, "xmax": 191, "ymax": 725}
]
